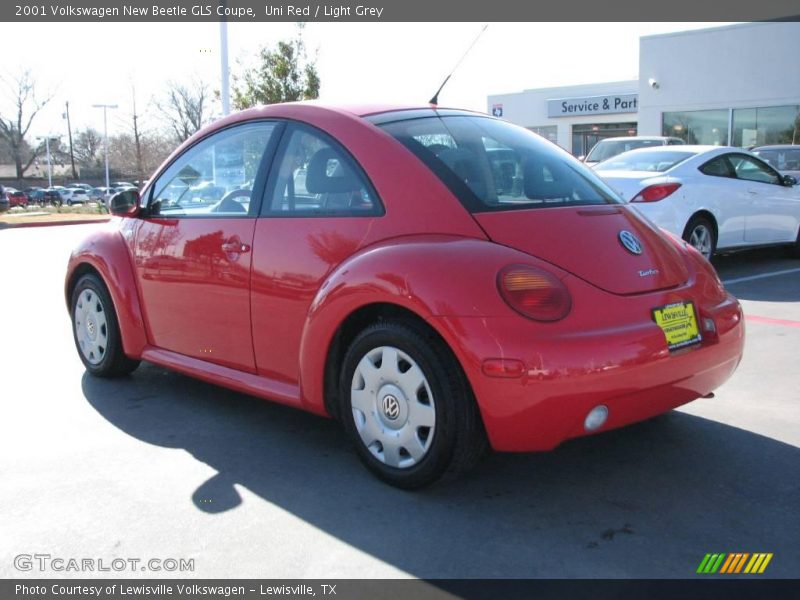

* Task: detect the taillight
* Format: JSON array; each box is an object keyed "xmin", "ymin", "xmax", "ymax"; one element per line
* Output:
[
  {"xmin": 497, "ymin": 265, "xmax": 571, "ymax": 322},
  {"xmin": 631, "ymin": 182, "xmax": 681, "ymax": 203}
]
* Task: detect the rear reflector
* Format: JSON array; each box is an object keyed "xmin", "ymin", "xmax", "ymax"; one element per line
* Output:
[
  {"xmin": 482, "ymin": 358, "xmax": 526, "ymax": 378},
  {"xmin": 631, "ymin": 182, "xmax": 682, "ymax": 203}
]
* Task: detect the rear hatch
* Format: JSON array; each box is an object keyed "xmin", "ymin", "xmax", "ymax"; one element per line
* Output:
[{"xmin": 473, "ymin": 205, "xmax": 689, "ymax": 295}]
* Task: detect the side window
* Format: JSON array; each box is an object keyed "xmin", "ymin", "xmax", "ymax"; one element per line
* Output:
[
  {"xmin": 699, "ymin": 156, "xmax": 734, "ymax": 178},
  {"xmin": 264, "ymin": 127, "xmax": 381, "ymax": 216},
  {"xmin": 149, "ymin": 122, "xmax": 276, "ymax": 217},
  {"xmin": 728, "ymin": 154, "xmax": 782, "ymax": 185}
]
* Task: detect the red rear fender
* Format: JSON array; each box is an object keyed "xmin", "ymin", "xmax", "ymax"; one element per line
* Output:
[{"xmin": 296, "ymin": 236, "xmax": 556, "ymax": 413}]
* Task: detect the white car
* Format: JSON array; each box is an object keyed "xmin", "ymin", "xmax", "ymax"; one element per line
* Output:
[
  {"xmin": 595, "ymin": 145, "xmax": 800, "ymax": 259},
  {"xmin": 583, "ymin": 136, "xmax": 684, "ymax": 168},
  {"xmin": 62, "ymin": 187, "xmax": 91, "ymax": 205}
]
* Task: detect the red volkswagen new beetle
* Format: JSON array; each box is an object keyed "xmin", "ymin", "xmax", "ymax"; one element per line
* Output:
[{"xmin": 65, "ymin": 103, "xmax": 744, "ymax": 488}]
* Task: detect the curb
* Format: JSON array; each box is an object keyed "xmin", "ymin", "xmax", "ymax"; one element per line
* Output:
[{"xmin": 0, "ymin": 217, "xmax": 111, "ymax": 230}]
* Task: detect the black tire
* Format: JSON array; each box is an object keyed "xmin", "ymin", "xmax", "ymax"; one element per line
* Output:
[
  {"xmin": 70, "ymin": 273, "xmax": 140, "ymax": 377},
  {"xmin": 339, "ymin": 319, "xmax": 487, "ymax": 489},
  {"xmin": 785, "ymin": 227, "xmax": 800, "ymax": 259},
  {"xmin": 682, "ymin": 215, "xmax": 717, "ymax": 260}
]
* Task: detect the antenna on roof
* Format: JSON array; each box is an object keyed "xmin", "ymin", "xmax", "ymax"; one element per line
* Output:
[{"xmin": 429, "ymin": 24, "xmax": 488, "ymax": 107}]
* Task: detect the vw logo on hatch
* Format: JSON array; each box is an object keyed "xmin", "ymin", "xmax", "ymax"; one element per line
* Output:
[
  {"xmin": 619, "ymin": 230, "xmax": 643, "ymax": 255},
  {"xmin": 382, "ymin": 395, "xmax": 400, "ymax": 420}
]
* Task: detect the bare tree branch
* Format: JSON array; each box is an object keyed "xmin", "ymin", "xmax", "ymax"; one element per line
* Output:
[
  {"xmin": 0, "ymin": 70, "xmax": 55, "ymax": 179},
  {"xmin": 155, "ymin": 78, "xmax": 210, "ymax": 144}
]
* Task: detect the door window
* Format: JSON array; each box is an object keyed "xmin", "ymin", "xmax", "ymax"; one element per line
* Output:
[
  {"xmin": 728, "ymin": 154, "xmax": 782, "ymax": 185},
  {"xmin": 263, "ymin": 126, "xmax": 382, "ymax": 216},
  {"xmin": 148, "ymin": 122, "xmax": 277, "ymax": 217}
]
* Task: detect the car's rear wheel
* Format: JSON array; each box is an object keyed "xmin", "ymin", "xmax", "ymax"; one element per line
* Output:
[
  {"xmin": 683, "ymin": 215, "xmax": 716, "ymax": 260},
  {"xmin": 71, "ymin": 273, "xmax": 140, "ymax": 377},
  {"xmin": 339, "ymin": 320, "xmax": 487, "ymax": 489},
  {"xmin": 786, "ymin": 226, "xmax": 800, "ymax": 259}
]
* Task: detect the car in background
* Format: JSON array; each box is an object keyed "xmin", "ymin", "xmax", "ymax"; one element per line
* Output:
[
  {"xmin": 65, "ymin": 188, "xmax": 92, "ymax": 205},
  {"xmin": 92, "ymin": 186, "xmax": 120, "ymax": 205},
  {"xmin": 112, "ymin": 181, "xmax": 136, "ymax": 189},
  {"xmin": 44, "ymin": 189, "xmax": 64, "ymax": 206},
  {"xmin": 88, "ymin": 187, "xmax": 108, "ymax": 203},
  {"xmin": 24, "ymin": 187, "xmax": 45, "ymax": 203},
  {"xmin": 0, "ymin": 184, "xmax": 8, "ymax": 212},
  {"xmin": 583, "ymin": 136, "xmax": 685, "ymax": 167},
  {"xmin": 7, "ymin": 190, "xmax": 29, "ymax": 208},
  {"xmin": 66, "ymin": 103, "xmax": 745, "ymax": 488},
  {"xmin": 595, "ymin": 145, "xmax": 799, "ymax": 259},
  {"xmin": 752, "ymin": 144, "xmax": 800, "ymax": 180}
]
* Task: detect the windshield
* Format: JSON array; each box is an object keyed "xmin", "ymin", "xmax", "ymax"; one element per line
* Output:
[
  {"xmin": 754, "ymin": 148, "xmax": 800, "ymax": 172},
  {"xmin": 379, "ymin": 115, "xmax": 620, "ymax": 212},
  {"xmin": 595, "ymin": 150, "xmax": 697, "ymax": 172},
  {"xmin": 586, "ymin": 139, "xmax": 668, "ymax": 163}
]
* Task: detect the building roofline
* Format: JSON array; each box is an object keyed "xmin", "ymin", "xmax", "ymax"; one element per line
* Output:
[
  {"xmin": 489, "ymin": 79, "xmax": 638, "ymax": 98},
  {"xmin": 639, "ymin": 22, "xmax": 767, "ymax": 42}
]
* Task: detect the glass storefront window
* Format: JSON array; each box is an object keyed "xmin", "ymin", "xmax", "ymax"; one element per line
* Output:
[
  {"xmin": 732, "ymin": 105, "xmax": 800, "ymax": 147},
  {"xmin": 527, "ymin": 125, "xmax": 558, "ymax": 145},
  {"xmin": 662, "ymin": 110, "xmax": 729, "ymax": 145}
]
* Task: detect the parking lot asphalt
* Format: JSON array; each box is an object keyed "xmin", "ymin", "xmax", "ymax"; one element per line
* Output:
[{"xmin": 1, "ymin": 224, "xmax": 798, "ymax": 579}]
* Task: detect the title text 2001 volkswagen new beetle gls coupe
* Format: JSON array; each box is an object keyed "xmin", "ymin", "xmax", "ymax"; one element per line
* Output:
[{"xmin": 66, "ymin": 104, "xmax": 745, "ymax": 488}]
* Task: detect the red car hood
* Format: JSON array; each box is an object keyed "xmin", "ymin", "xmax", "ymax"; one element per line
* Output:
[{"xmin": 473, "ymin": 205, "xmax": 689, "ymax": 295}]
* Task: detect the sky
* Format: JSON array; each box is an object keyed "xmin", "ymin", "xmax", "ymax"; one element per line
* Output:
[{"xmin": 0, "ymin": 21, "xmax": 733, "ymax": 141}]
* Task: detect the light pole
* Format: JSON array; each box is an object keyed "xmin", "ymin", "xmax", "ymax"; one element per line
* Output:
[
  {"xmin": 219, "ymin": 9, "xmax": 230, "ymax": 116},
  {"xmin": 35, "ymin": 135, "xmax": 57, "ymax": 188},
  {"xmin": 92, "ymin": 103, "xmax": 118, "ymax": 195}
]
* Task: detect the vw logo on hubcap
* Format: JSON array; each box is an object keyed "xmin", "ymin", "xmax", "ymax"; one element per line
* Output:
[
  {"xmin": 382, "ymin": 395, "xmax": 400, "ymax": 420},
  {"xmin": 619, "ymin": 230, "xmax": 643, "ymax": 255}
]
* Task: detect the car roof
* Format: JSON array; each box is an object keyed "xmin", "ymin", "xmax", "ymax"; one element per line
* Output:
[
  {"xmin": 616, "ymin": 145, "xmax": 736, "ymax": 154},
  {"xmin": 596, "ymin": 136, "xmax": 681, "ymax": 142},
  {"xmin": 151, "ymin": 102, "xmax": 493, "ymax": 181},
  {"xmin": 752, "ymin": 144, "xmax": 800, "ymax": 150}
]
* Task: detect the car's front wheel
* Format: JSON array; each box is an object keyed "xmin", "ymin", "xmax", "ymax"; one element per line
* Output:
[
  {"xmin": 683, "ymin": 215, "xmax": 716, "ymax": 260},
  {"xmin": 339, "ymin": 320, "xmax": 487, "ymax": 489},
  {"xmin": 71, "ymin": 273, "xmax": 140, "ymax": 377}
]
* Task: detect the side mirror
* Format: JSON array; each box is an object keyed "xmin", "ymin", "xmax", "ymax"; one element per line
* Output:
[
  {"xmin": 110, "ymin": 189, "xmax": 141, "ymax": 216},
  {"xmin": 782, "ymin": 174, "xmax": 797, "ymax": 187}
]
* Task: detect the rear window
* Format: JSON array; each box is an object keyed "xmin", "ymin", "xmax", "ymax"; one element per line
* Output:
[
  {"xmin": 595, "ymin": 150, "xmax": 697, "ymax": 173},
  {"xmin": 379, "ymin": 115, "xmax": 620, "ymax": 212},
  {"xmin": 585, "ymin": 139, "xmax": 667, "ymax": 163},
  {"xmin": 754, "ymin": 148, "xmax": 800, "ymax": 172}
]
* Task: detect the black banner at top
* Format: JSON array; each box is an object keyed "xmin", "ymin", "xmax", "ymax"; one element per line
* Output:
[{"xmin": 3, "ymin": 0, "xmax": 800, "ymax": 22}]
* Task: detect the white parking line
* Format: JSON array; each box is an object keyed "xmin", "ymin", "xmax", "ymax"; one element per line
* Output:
[{"xmin": 722, "ymin": 267, "xmax": 800, "ymax": 285}]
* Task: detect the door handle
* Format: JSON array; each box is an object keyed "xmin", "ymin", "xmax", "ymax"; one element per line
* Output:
[
  {"xmin": 221, "ymin": 240, "xmax": 251, "ymax": 254},
  {"xmin": 747, "ymin": 189, "xmax": 759, "ymax": 195}
]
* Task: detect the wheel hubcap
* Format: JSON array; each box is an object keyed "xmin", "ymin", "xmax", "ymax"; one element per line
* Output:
[
  {"xmin": 689, "ymin": 225, "xmax": 713, "ymax": 259},
  {"xmin": 351, "ymin": 346, "xmax": 436, "ymax": 469},
  {"xmin": 74, "ymin": 289, "xmax": 108, "ymax": 365}
]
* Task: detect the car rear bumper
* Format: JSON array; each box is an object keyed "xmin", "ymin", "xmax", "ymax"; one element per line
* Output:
[{"xmin": 430, "ymin": 285, "xmax": 744, "ymax": 452}]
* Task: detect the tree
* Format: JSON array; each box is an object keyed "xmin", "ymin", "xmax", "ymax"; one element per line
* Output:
[
  {"xmin": 156, "ymin": 78, "xmax": 211, "ymax": 144},
  {"xmin": 0, "ymin": 70, "xmax": 54, "ymax": 179},
  {"xmin": 73, "ymin": 128, "xmax": 103, "ymax": 169},
  {"xmin": 231, "ymin": 25, "xmax": 320, "ymax": 109}
]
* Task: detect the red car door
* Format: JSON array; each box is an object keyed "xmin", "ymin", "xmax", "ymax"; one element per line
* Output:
[{"xmin": 133, "ymin": 121, "xmax": 281, "ymax": 373}]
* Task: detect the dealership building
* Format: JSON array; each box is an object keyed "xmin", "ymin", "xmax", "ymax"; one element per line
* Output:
[{"xmin": 488, "ymin": 22, "xmax": 800, "ymax": 157}]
